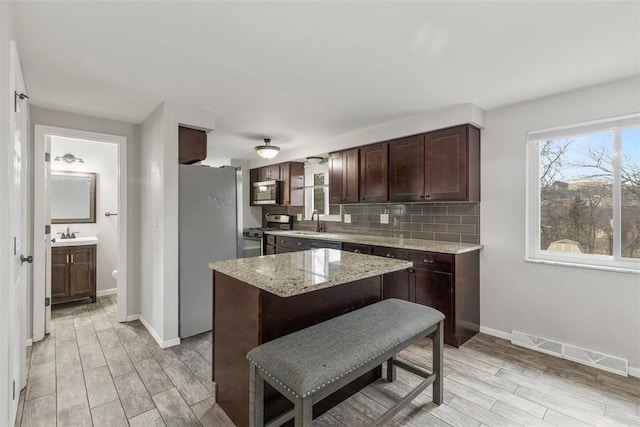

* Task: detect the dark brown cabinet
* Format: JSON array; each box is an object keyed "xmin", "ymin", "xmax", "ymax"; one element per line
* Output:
[
  {"xmin": 51, "ymin": 245, "xmax": 96, "ymax": 304},
  {"xmin": 329, "ymin": 148, "xmax": 359, "ymax": 204},
  {"xmin": 278, "ymin": 162, "xmax": 304, "ymax": 206},
  {"xmin": 411, "ymin": 250, "xmax": 478, "ymax": 347},
  {"xmin": 389, "ymin": 125, "xmax": 480, "ymax": 202},
  {"xmin": 179, "ymin": 126, "xmax": 207, "ymax": 164},
  {"xmin": 388, "ymin": 135, "xmax": 425, "ymax": 202},
  {"xmin": 342, "ymin": 243, "xmax": 373, "ymax": 254},
  {"xmin": 425, "ymin": 125, "xmax": 480, "ymax": 201},
  {"xmin": 257, "ymin": 164, "xmax": 280, "ymax": 181},
  {"xmin": 359, "ymin": 142, "xmax": 388, "ymax": 203}
]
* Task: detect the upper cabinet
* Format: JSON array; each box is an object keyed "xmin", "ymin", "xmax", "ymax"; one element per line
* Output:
[
  {"xmin": 249, "ymin": 162, "xmax": 304, "ymax": 206},
  {"xmin": 179, "ymin": 126, "xmax": 207, "ymax": 164},
  {"xmin": 359, "ymin": 142, "xmax": 388, "ymax": 203},
  {"xmin": 425, "ymin": 125, "xmax": 480, "ymax": 201},
  {"xmin": 388, "ymin": 135, "xmax": 425, "ymax": 202},
  {"xmin": 389, "ymin": 125, "xmax": 480, "ymax": 202},
  {"xmin": 329, "ymin": 148, "xmax": 359, "ymax": 204},
  {"xmin": 257, "ymin": 164, "xmax": 281, "ymax": 181}
]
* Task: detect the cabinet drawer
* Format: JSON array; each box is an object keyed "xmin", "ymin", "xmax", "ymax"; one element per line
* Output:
[
  {"xmin": 266, "ymin": 235, "xmax": 276, "ymax": 245},
  {"xmin": 373, "ymin": 246, "xmax": 409, "ymax": 260},
  {"xmin": 409, "ymin": 250, "xmax": 453, "ymax": 273},
  {"xmin": 310, "ymin": 240, "xmax": 342, "ymax": 250},
  {"xmin": 277, "ymin": 236, "xmax": 311, "ymax": 250},
  {"xmin": 343, "ymin": 243, "xmax": 373, "ymax": 254}
]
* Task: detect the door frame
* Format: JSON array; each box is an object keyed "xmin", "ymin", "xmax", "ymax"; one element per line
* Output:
[{"xmin": 33, "ymin": 125, "xmax": 128, "ymax": 341}]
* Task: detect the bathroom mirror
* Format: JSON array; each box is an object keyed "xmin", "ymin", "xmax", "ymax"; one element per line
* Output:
[{"xmin": 51, "ymin": 171, "xmax": 97, "ymax": 224}]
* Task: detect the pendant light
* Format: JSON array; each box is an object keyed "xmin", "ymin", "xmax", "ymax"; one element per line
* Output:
[{"xmin": 254, "ymin": 138, "xmax": 280, "ymax": 159}]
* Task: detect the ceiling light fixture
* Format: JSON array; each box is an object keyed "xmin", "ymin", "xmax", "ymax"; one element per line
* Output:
[
  {"xmin": 54, "ymin": 153, "xmax": 85, "ymax": 163},
  {"xmin": 254, "ymin": 138, "xmax": 280, "ymax": 159},
  {"xmin": 306, "ymin": 156, "xmax": 324, "ymax": 164}
]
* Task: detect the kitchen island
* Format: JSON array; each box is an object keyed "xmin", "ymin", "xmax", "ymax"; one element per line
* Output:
[{"xmin": 210, "ymin": 248, "xmax": 412, "ymax": 426}]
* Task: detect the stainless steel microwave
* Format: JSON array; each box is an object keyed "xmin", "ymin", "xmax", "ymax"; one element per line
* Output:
[{"xmin": 252, "ymin": 180, "xmax": 282, "ymax": 205}]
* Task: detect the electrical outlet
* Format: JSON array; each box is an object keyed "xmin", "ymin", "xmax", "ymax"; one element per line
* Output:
[
  {"xmin": 380, "ymin": 213, "xmax": 389, "ymax": 224},
  {"xmin": 344, "ymin": 214, "xmax": 351, "ymax": 224},
  {"xmin": 296, "ymin": 213, "xmax": 303, "ymax": 221}
]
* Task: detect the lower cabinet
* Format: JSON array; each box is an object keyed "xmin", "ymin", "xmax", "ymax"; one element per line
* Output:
[
  {"xmin": 51, "ymin": 245, "xmax": 96, "ymax": 304},
  {"xmin": 373, "ymin": 247, "xmax": 413, "ymax": 301}
]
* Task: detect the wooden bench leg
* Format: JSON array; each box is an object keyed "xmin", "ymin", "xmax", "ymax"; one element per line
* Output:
[
  {"xmin": 250, "ymin": 363, "xmax": 264, "ymax": 427},
  {"xmin": 433, "ymin": 320, "xmax": 444, "ymax": 405},
  {"xmin": 294, "ymin": 397, "xmax": 312, "ymax": 427},
  {"xmin": 386, "ymin": 356, "xmax": 396, "ymax": 382}
]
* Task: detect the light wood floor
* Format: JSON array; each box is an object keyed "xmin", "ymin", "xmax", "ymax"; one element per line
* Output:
[{"xmin": 15, "ymin": 296, "xmax": 640, "ymax": 426}]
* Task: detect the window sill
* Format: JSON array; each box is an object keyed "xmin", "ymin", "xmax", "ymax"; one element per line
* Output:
[{"xmin": 525, "ymin": 258, "xmax": 640, "ymax": 275}]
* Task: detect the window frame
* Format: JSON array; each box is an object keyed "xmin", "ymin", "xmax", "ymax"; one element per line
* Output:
[
  {"xmin": 525, "ymin": 113, "xmax": 640, "ymax": 274},
  {"xmin": 303, "ymin": 163, "xmax": 341, "ymax": 222}
]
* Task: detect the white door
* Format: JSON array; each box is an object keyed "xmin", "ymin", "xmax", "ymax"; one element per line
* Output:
[{"xmin": 9, "ymin": 41, "xmax": 28, "ymax": 425}]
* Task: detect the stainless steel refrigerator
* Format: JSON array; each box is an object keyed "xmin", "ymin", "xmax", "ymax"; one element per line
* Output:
[{"xmin": 179, "ymin": 164, "xmax": 238, "ymax": 338}]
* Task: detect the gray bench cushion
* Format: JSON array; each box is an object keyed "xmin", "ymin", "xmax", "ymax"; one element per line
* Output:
[{"xmin": 247, "ymin": 298, "xmax": 444, "ymax": 399}]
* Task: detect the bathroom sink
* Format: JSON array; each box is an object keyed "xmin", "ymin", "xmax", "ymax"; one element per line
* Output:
[{"xmin": 52, "ymin": 236, "xmax": 99, "ymax": 247}]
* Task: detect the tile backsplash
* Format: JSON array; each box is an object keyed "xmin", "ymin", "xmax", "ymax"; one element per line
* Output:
[{"xmin": 263, "ymin": 202, "xmax": 480, "ymax": 244}]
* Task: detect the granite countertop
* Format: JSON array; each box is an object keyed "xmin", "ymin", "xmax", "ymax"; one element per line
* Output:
[
  {"xmin": 209, "ymin": 248, "xmax": 412, "ymax": 297},
  {"xmin": 266, "ymin": 230, "xmax": 483, "ymax": 254}
]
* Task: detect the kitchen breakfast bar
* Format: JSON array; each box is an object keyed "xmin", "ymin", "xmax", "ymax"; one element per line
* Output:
[{"xmin": 210, "ymin": 248, "xmax": 412, "ymax": 426}]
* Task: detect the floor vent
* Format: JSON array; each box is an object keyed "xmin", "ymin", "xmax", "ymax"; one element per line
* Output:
[
  {"xmin": 511, "ymin": 330, "xmax": 629, "ymax": 377},
  {"xmin": 563, "ymin": 343, "xmax": 628, "ymax": 376},
  {"xmin": 511, "ymin": 330, "xmax": 563, "ymax": 358}
]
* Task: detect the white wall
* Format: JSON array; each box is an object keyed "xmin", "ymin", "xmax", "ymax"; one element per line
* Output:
[
  {"xmin": 138, "ymin": 101, "xmax": 216, "ymax": 347},
  {"xmin": 481, "ymin": 76, "xmax": 640, "ymax": 372},
  {"xmin": 30, "ymin": 107, "xmax": 140, "ymax": 320},
  {"xmin": 50, "ymin": 136, "xmax": 118, "ymax": 292}
]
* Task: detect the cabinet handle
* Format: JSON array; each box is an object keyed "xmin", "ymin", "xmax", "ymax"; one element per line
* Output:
[
  {"xmin": 386, "ymin": 254, "xmax": 395, "ymax": 258},
  {"xmin": 361, "ymin": 197, "xmax": 365, "ymax": 201},
  {"xmin": 297, "ymin": 242, "xmax": 303, "ymax": 246},
  {"xmin": 66, "ymin": 254, "xmax": 69, "ymax": 263},
  {"xmin": 423, "ymin": 258, "xmax": 434, "ymax": 264},
  {"xmin": 71, "ymin": 254, "xmax": 74, "ymax": 263},
  {"xmin": 426, "ymin": 194, "xmax": 431, "ymax": 199},
  {"xmin": 353, "ymin": 249, "xmax": 361, "ymax": 253}
]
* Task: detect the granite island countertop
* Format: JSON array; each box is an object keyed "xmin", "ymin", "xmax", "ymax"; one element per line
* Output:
[
  {"xmin": 266, "ymin": 230, "xmax": 483, "ymax": 254},
  {"xmin": 209, "ymin": 248, "xmax": 412, "ymax": 297}
]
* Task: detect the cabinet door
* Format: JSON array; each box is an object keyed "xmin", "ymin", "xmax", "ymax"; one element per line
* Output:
[
  {"xmin": 69, "ymin": 246, "xmax": 94, "ymax": 297},
  {"xmin": 249, "ymin": 169, "xmax": 259, "ymax": 206},
  {"xmin": 178, "ymin": 126, "xmax": 207, "ymax": 165},
  {"xmin": 359, "ymin": 143, "xmax": 388, "ymax": 203},
  {"xmin": 265, "ymin": 244, "xmax": 276, "ymax": 255},
  {"xmin": 414, "ymin": 268, "xmax": 454, "ymax": 340},
  {"xmin": 288, "ymin": 162, "xmax": 305, "ymax": 207},
  {"xmin": 342, "ymin": 148, "xmax": 359, "ymax": 203},
  {"xmin": 425, "ymin": 126, "xmax": 467, "ymax": 200},
  {"xmin": 328, "ymin": 151, "xmax": 344, "ymax": 204},
  {"xmin": 280, "ymin": 163, "xmax": 291, "ymax": 205},
  {"xmin": 389, "ymin": 135, "xmax": 425, "ymax": 202},
  {"xmin": 51, "ymin": 248, "xmax": 69, "ymax": 300},
  {"xmin": 257, "ymin": 167, "xmax": 269, "ymax": 181}
]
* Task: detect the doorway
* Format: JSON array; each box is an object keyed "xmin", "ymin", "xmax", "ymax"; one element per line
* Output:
[{"xmin": 33, "ymin": 126, "xmax": 128, "ymax": 342}]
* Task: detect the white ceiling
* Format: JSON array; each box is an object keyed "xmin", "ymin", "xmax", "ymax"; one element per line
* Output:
[{"xmin": 13, "ymin": 1, "xmax": 640, "ymax": 162}]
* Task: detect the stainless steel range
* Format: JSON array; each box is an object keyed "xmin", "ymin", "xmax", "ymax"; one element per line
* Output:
[{"xmin": 241, "ymin": 214, "xmax": 293, "ymax": 258}]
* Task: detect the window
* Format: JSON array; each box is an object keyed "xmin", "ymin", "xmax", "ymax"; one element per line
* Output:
[
  {"xmin": 526, "ymin": 114, "xmax": 640, "ymax": 273},
  {"xmin": 304, "ymin": 164, "xmax": 341, "ymax": 221}
]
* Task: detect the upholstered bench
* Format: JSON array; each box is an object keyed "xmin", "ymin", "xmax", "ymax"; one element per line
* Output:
[{"xmin": 247, "ymin": 298, "xmax": 445, "ymax": 427}]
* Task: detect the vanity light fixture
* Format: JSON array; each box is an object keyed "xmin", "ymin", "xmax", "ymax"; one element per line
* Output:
[
  {"xmin": 254, "ymin": 138, "xmax": 280, "ymax": 159},
  {"xmin": 54, "ymin": 153, "xmax": 85, "ymax": 163}
]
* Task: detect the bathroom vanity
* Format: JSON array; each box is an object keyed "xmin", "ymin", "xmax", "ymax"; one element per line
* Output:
[{"xmin": 51, "ymin": 236, "xmax": 98, "ymax": 304}]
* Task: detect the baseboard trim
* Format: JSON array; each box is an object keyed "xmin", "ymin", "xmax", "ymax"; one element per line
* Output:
[
  {"xmin": 629, "ymin": 366, "xmax": 640, "ymax": 378},
  {"xmin": 26, "ymin": 338, "xmax": 33, "ymax": 347},
  {"xmin": 138, "ymin": 315, "xmax": 180, "ymax": 349},
  {"xmin": 97, "ymin": 288, "xmax": 117, "ymax": 297},
  {"xmin": 126, "ymin": 314, "xmax": 140, "ymax": 322},
  {"xmin": 479, "ymin": 326, "xmax": 512, "ymax": 341}
]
